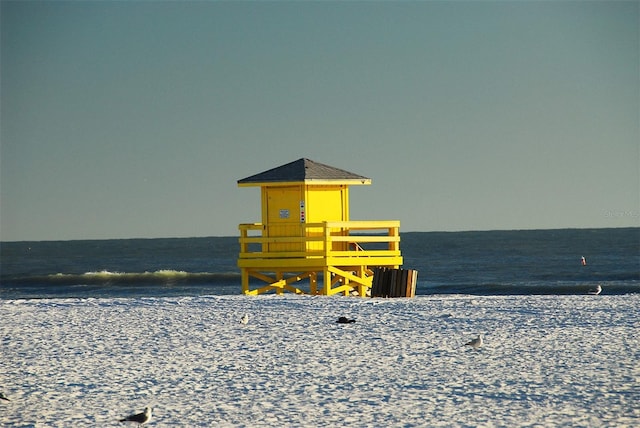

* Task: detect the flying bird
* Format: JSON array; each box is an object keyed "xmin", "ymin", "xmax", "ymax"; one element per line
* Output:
[
  {"xmin": 240, "ymin": 314, "xmax": 249, "ymax": 324},
  {"xmin": 119, "ymin": 407, "xmax": 152, "ymax": 426},
  {"xmin": 0, "ymin": 392, "xmax": 10, "ymax": 401},
  {"xmin": 588, "ymin": 285, "xmax": 602, "ymax": 295},
  {"xmin": 464, "ymin": 335, "xmax": 483, "ymax": 349}
]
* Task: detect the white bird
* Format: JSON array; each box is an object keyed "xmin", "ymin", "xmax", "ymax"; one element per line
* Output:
[
  {"xmin": 464, "ymin": 335, "xmax": 483, "ymax": 349},
  {"xmin": 240, "ymin": 314, "xmax": 249, "ymax": 324},
  {"xmin": 588, "ymin": 285, "xmax": 602, "ymax": 295},
  {"xmin": 119, "ymin": 407, "xmax": 152, "ymax": 426}
]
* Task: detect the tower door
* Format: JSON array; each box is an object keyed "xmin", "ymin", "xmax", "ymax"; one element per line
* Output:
[{"xmin": 265, "ymin": 186, "xmax": 304, "ymax": 252}]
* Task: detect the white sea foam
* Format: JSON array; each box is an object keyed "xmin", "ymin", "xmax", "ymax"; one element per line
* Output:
[
  {"xmin": 82, "ymin": 270, "xmax": 190, "ymax": 278},
  {"xmin": 1, "ymin": 294, "xmax": 639, "ymax": 426}
]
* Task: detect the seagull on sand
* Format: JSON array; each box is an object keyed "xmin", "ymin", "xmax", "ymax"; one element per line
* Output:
[
  {"xmin": 588, "ymin": 285, "xmax": 602, "ymax": 295},
  {"xmin": 0, "ymin": 392, "xmax": 10, "ymax": 401},
  {"xmin": 240, "ymin": 314, "xmax": 249, "ymax": 324},
  {"xmin": 119, "ymin": 407, "xmax": 152, "ymax": 426},
  {"xmin": 464, "ymin": 335, "xmax": 483, "ymax": 349}
]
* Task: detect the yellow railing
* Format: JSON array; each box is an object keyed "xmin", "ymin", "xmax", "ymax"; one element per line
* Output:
[{"xmin": 238, "ymin": 221, "xmax": 401, "ymax": 261}]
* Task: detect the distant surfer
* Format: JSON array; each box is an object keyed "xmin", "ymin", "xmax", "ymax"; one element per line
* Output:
[
  {"xmin": 581, "ymin": 256, "xmax": 586, "ymax": 266},
  {"xmin": 588, "ymin": 285, "xmax": 602, "ymax": 295}
]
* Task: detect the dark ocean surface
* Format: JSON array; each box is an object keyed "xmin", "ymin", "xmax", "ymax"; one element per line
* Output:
[{"xmin": 1, "ymin": 228, "xmax": 638, "ymax": 299}]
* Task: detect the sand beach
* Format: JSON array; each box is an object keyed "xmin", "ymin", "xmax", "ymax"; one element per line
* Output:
[{"xmin": 1, "ymin": 294, "xmax": 639, "ymax": 427}]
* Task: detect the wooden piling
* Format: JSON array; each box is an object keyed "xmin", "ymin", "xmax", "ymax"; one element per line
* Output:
[{"xmin": 371, "ymin": 267, "xmax": 418, "ymax": 298}]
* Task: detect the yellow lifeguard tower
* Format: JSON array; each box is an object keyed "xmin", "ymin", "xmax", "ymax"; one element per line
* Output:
[{"xmin": 237, "ymin": 158, "xmax": 403, "ymax": 296}]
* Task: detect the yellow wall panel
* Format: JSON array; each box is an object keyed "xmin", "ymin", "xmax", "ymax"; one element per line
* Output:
[
  {"xmin": 305, "ymin": 185, "xmax": 349, "ymax": 251},
  {"xmin": 305, "ymin": 185, "xmax": 346, "ymax": 223}
]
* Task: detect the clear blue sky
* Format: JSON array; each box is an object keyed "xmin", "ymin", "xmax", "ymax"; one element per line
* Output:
[{"xmin": 1, "ymin": 1, "xmax": 638, "ymax": 241}]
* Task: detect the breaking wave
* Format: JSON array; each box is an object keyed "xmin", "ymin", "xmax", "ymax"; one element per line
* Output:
[
  {"xmin": 0, "ymin": 270, "xmax": 243, "ymax": 299},
  {"xmin": 423, "ymin": 280, "xmax": 640, "ymax": 296},
  {"xmin": 12, "ymin": 270, "xmax": 240, "ymax": 286}
]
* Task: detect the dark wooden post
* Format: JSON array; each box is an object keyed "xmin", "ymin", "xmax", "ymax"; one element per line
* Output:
[{"xmin": 371, "ymin": 267, "xmax": 418, "ymax": 298}]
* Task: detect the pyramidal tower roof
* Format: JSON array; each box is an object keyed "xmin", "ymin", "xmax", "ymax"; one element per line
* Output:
[{"xmin": 238, "ymin": 158, "xmax": 371, "ymax": 186}]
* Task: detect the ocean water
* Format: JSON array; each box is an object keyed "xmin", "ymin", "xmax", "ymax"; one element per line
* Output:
[{"xmin": 1, "ymin": 228, "xmax": 638, "ymax": 299}]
